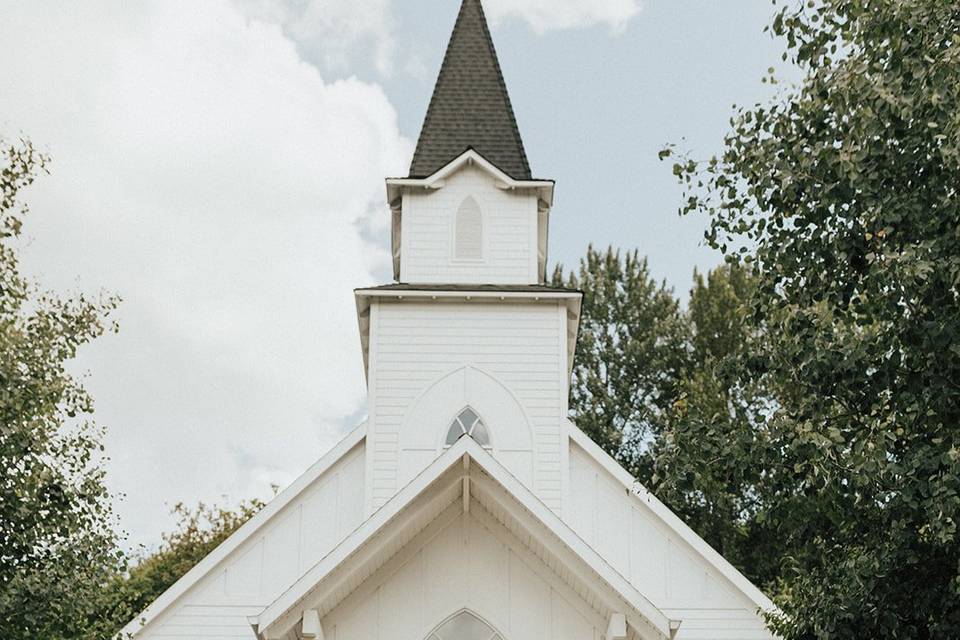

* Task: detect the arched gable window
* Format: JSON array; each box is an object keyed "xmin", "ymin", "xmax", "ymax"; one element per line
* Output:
[
  {"xmin": 454, "ymin": 196, "xmax": 483, "ymax": 260},
  {"xmin": 427, "ymin": 610, "xmax": 503, "ymax": 640},
  {"xmin": 445, "ymin": 407, "xmax": 490, "ymax": 447}
]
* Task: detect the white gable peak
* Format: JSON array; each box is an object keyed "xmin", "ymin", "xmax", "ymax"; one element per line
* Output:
[{"xmin": 386, "ymin": 149, "xmax": 554, "ymax": 285}]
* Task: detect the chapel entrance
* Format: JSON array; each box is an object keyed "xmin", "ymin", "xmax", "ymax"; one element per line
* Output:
[{"xmin": 426, "ymin": 610, "xmax": 504, "ymax": 640}]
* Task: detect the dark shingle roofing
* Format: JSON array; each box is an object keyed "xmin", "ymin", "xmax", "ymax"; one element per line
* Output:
[{"xmin": 408, "ymin": 0, "xmax": 532, "ymax": 180}]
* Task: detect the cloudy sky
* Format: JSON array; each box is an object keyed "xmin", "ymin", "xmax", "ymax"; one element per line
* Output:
[{"xmin": 0, "ymin": 0, "xmax": 795, "ymax": 549}]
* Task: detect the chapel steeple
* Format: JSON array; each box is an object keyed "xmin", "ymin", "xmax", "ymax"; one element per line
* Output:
[
  {"xmin": 409, "ymin": 0, "xmax": 531, "ymax": 180},
  {"xmin": 384, "ymin": 0, "xmax": 554, "ymax": 286}
]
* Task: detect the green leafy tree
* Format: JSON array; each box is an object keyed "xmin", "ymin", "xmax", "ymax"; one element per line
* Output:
[
  {"xmin": 114, "ymin": 499, "xmax": 265, "ymax": 634},
  {"xmin": 625, "ymin": 264, "xmax": 785, "ymax": 589},
  {"xmin": 0, "ymin": 137, "xmax": 125, "ymax": 639},
  {"xmin": 557, "ymin": 252, "xmax": 781, "ymax": 587},
  {"xmin": 667, "ymin": 0, "xmax": 960, "ymax": 636},
  {"xmin": 552, "ymin": 246, "xmax": 689, "ymax": 481},
  {"xmin": 651, "ymin": 265, "xmax": 783, "ymax": 586}
]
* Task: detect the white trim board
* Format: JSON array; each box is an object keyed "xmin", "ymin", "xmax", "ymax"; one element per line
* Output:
[
  {"xmin": 566, "ymin": 421, "xmax": 778, "ymax": 614},
  {"xmin": 386, "ymin": 148, "xmax": 555, "ymax": 209},
  {"xmin": 255, "ymin": 437, "xmax": 674, "ymax": 640},
  {"xmin": 120, "ymin": 421, "xmax": 368, "ymax": 638}
]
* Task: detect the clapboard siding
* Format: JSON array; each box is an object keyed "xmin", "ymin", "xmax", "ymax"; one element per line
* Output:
[
  {"xmin": 139, "ymin": 443, "xmax": 366, "ymax": 639},
  {"xmin": 323, "ymin": 511, "xmax": 603, "ymax": 640},
  {"xmin": 367, "ymin": 301, "xmax": 565, "ymax": 513},
  {"xmin": 566, "ymin": 441, "xmax": 775, "ymax": 640},
  {"xmin": 400, "ymin": 165, "xmax": 539, "ymax": 284}
]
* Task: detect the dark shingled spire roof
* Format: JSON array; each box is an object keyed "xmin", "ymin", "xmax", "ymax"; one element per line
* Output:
[{"xmin": 409, "ymin": 0, "xmax": 531, "ymax": 180}]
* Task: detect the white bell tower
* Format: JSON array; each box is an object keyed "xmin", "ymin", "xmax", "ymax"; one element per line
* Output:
[{"xmin": 355, "ymin": 0, "xmax": 581, "ymax": 516}]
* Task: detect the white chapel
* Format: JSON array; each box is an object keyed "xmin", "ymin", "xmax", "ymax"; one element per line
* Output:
[{"xmin": 124, "ymin": 1, "xmax": 778, "ymax": 638}]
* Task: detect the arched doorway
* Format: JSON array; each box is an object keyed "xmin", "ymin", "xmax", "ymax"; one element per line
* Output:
[{"xmin": 426, "ymin": 610, "xmax": 504, "ymax": 640}]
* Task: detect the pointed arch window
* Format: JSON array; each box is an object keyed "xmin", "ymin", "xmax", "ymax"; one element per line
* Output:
[
  {"xmin": 445, "ymin": 407, "xmax": 490, "ymax": 447},
  {"xmin": 454, "ymin": 196, "xmax": 483, "ymax": 260},
  {"xmin": 427, "ymin": 610, "xmax": 503, "ymax": 640}
]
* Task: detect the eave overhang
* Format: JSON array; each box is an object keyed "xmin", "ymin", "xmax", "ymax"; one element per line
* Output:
[
  {"xmin": 254, "ymin": 437, "xmax": 674, "ymax": 640},
  {"xmin": 566, "ymin": 424, "xmax": 780, "ymax": 617},
  {"xmin": 387, "ymin": 148, "xmax": 554, "ymax": 209},
  {"xmin": 353, "ymin": 285, "xmax": 582, "ymax": 384},
  {"xmin": 119, "ymin": 423, "xmax": 369, "ymax": 639}
]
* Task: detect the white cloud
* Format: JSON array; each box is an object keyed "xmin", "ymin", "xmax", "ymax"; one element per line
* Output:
[
  {"xmin": 232, "ymin": 0, "xmax": 643, "ymax": 83},
  {"xmin": 483, "ymin": 0, "xmax": 643, "ymax": 33},
  {"xmin": 234, "ymin": 0, "xmax": 395, "ymax": 76},
  {"xmin": 0, "ymin": 0, "xmax": 410, "ymax": 547}
]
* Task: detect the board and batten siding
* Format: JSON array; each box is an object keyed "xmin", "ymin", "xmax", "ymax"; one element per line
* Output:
[
  {"xmin": 399, "ymin": 165, "xmax": 539, "ymax": 284},
  {"xmin": 566, "ymin": 441, "xmax": 775, "ymax": 640},
  {"xmin": 367, "ymin": 300, "xmax": 567, "ymax": 514},
  {"xmin": 323, "ymin": 509, "xmax": 605, "ymax": 640},
  {"xmin": 137, "ymin": 443, "xmax": 365, "ymax": 640}
]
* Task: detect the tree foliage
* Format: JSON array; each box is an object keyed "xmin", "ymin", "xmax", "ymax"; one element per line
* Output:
[
  {"xmin": 664, "ymin": 0, "xmax": 960, "ymax": 636},
  {"xmin": 552, "ymin": 247, "xmax": 689, "ymax": 481},
  {"xmin": 650, "ymin": 265, "xmax": 785, "ymax": 586},
  {"xmin": 0, "ymin": 137, "xmax": 125, "ymax": 639},
  {"xmin": 555, "ymin": 249, "xmax": 780, "ymax": 585}
]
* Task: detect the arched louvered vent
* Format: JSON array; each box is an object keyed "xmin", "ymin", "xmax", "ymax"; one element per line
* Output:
[
  {"xmin": 427, "ymin": 610, "xmax": 503, "ymax": 640},
  {"xmin": 454, "ymin": 196, "xmax": 483, "ymax": 260},
  {"xmin": 445, "ymin": 407, "xmax": 490, "ymax": 447}
]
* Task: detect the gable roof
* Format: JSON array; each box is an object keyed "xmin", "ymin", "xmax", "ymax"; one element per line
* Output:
[
  {"xmin": 120, "ymin": 422, "xmax": 368, "ymax": 638},
  {"xmin": 566, "ymin": 421, "xmax": 778, "ymax": 614},
  {"xmin": 409, "ymin": 0, "xmax": 532, "ymax": 180},
  {"xmin": 255, "ymin": 436, "xmax": 675, "ymax": 640}
]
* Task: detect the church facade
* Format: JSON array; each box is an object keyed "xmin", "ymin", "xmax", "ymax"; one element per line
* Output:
[{"xmin": 123, "ymin": 1, "xmax": 777, "ymax": 638}]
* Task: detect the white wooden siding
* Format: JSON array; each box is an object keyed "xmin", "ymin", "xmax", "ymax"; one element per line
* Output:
[
  {"xmin": 565, "ymin": 441, "xmax": 774, "ymax": 640},
  {"xmin": 323, "ymin": 511, "xmax": 604, "ymax": 640},
  {"xmin": 394, "ymin": 365, "xmax": 536, "ymax": 490},
  {"xmin": 138, "ymin": 442, "xmax": 366, "ymax": 639},
  {"xmin": 399, "ymin": 165, "xmax": 539, "ymax": 284},
  {"xmin": 367, "ymin": 300, "xmax": 566, "ymax": 513}
]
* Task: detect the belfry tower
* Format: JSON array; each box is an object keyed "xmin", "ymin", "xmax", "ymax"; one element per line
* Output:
[
  {"xmin": 354, "ymin": 0, "xmax": 581, "ymax": 515},
  {"xmin": 123, "ymin": 2, "xmax": 779, "ymax": 638}
]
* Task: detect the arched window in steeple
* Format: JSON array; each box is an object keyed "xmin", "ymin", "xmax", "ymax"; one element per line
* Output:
[
  {"xmin": 454, "ymin": 196, "xmax": 483, "ymax": 260},
  {"xmin": 445, "ymin": 407, "xmax": 490, "ymax": 447},
  {"xmin": 426, "ymin": 610, "xmax": 503, "ymax": 640}
]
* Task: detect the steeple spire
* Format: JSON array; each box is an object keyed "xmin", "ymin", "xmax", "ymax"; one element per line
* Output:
[{"xmin": 409, "ymin": 0, "xmax": 532, "ymax": 180}]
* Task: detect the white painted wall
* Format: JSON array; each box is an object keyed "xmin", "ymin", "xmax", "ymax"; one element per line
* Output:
[
  {"xmin": 565, "ymin": 440, "xmax": 775, "ymax": 640},
  {"xmin": 366, "ymin": 300, "xmax": 567, "ymax": 514},
  {"xmin": 322, "ymin": 510, "xmax": 605, "ymax": 640},
  {"xmin": 396, "ymin": 364, "xmax": 535, "ymax": 489},
  {"xmin": 399, "ymin": 164, "xmax": 539, "ymax": 284},
  {"xmin": 137, "ymin": 442, "xmax": 366, "ymax": 640}
]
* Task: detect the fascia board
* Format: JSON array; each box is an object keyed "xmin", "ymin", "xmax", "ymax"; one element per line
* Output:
[
  {"xmin": 461, "ymin": 440, "xmax": 673, "ymax": 640},
  {"xmin": 258, "ymin": 437, "xmax": 673, "ymax": 640},
  {"xmin": 354, "ymin": 293, "xmax": 372, "ymax": 384},
  {"xmin": 120, "ymin": 421, "xmax": 368, "ymax": 638},
  {"xmin": 566, "ymin": 422, "xmax": 779, "ymax": 614},
  {"xmin": 386, "ymin": 149, "xmax": 554, "ymax": 206},
  {"xmin": 354, "ymin": 289, "xmax": 580, "ymax": 301},
  {"xmin": 256, "ymin": 439, "xmax": 474, "ymax": 636}
]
